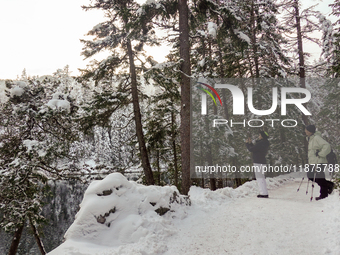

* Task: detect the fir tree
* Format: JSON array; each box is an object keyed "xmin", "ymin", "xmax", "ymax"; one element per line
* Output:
[
  {"xmin": 0, "ymin": 77, "xmax": 80, "ymax": 254},
  {"xmin": 80, "ymin": 0, "xmax": 160, "ymax": 185},
  {"xmin": 330, "ymin": 0, "xmax": 340, "ymax": 77},
  {"xmin": 144, "ymin": 61, "xmax": 182, "ymax": 188}
]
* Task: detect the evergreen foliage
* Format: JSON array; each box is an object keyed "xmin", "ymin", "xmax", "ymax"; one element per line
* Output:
[
  {"xmin": 2, "ymin": 0, "xmax": 340, "ymax": 253},
  {"xmin": 144, "ymin": 63, "xmax": 182, "ymax": 188},
  {"xmin": 0, "ymin": 76, "xmax": 80, "ymax": 253}
]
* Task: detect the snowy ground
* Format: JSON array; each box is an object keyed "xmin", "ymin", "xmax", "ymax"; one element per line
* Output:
[{"xmin": 48, "ymin": 173, "xmax": 340, "ymax": 255}]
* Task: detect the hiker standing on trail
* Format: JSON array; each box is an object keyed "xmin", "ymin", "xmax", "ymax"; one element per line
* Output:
[
  {"xmin": 245, "ymin": 131, "xmax": 270, "ymax": 198},
  {"xmin": 305, "ymin": 125, "xmax": 335, "ymax": 200}
]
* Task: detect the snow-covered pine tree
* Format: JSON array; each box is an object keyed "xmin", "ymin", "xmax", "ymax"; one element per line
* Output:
[
  {"xmin": 0, "ymin": 77, "xmax": 80, "ymax": 255},
  {"xmin": 77, "ymin": 77, "xmax": 140, "ymax": 174},
  {"xmin": 278, "ymin": 1, "xmax": 340, "ymax": 173},
  {"xmin": 280, "ymin": 0, "xmax": 324, "ymax": 122},
  {"xmin": 190, "ymin": 0, "xmax": 297, "ymax": 185},
  {"xmin": 144, "ymin": 61, "xmax": 182, "ymax": 189},
  {"xmin": 280, "ymin": 0, "xmax": 321, "ymax": 75},
  {"xmin": 115, "ymin": 0, "xmax": 193, "ymax": 192},
  {"xmin": 80, "ymin": 0, "xmax": 163, "ymax": 185},
  {"xmin": 192, "ymin": 0, "xmax": 289, "ymax": 78},
  {"xmin": 314, "ymin": 1, "xmax": 340, "ymax": 187},
  {"xmin": 177, "ymin": 0, "xmax": 192, "ymax": 195},
  {"xmin": 234, "ymin": 0, "xmax": 289, "ymax": 78},
  {"xmin": 315, "ymin": 13, "xmax": 334, "ymax": 76},
  {"xmin": 330, "ymin": 0, "xmax": 340, "ymax": 77}
]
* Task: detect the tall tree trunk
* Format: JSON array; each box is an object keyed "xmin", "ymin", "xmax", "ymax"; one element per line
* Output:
[
  {"xmin": 250, "ymin": 0, "xmax": 260, "ymax": 78},
  {"xmin": 179, "ymin": 0, "xmax": 191, "ymax": 195},
  {"xmin": 209, "ymin": 91, "xmax": 218, "ymax": 190},
  {"xmin": 217, "ymin": 44, "xmax": 230, "ymax": 120},
  {"xmin": 234, "ymin": 157, "xmax": 243, "ymax": 187},
  {"xmin": 171, "ymin": 110, "xmax": 179, "ymax": 188},
  {"xmin": 126, "ymin": 40, "xmax": 155, "ymax": 185},
  {"xmin": 206, "ymin": 38, "xmax": 217, "ymax": 190},
  {"xmin": 156, "ymin": 150, "xmax": 161, "ymax": 185},
  {"xmin": 29, "ymin": 217, "xmax": 46, "ymax": 255},
  {"xmin": 8, "ymin": 222, "xmax": 25, "ymax": 255},
  {"xmin": 294, "ymin": 0, "xmax": 309, "ymax": 126},
  {"xmin": 217, "ymin": 179, "xmax": 223, "ymax": 188},
  {"xmin": 294, "ymin": 0, "xmax": 309, "ymax": 157}
]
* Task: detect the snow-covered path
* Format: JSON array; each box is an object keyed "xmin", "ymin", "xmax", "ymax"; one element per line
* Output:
[
  {"xmin": 49, "ymin": 176, "xmax": 340, "ymax": 255},
  {"xmin": 164, "ymin": 181, "xmax": 333, "ymax": 255}
]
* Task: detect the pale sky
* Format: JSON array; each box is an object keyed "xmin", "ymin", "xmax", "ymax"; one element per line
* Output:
[
  {"xmin": 0, "ymin": 0, "xmax": 107, "ymax": 79},
  {"xmin": 0, "ymin": 0, "xmax": 335, "ymax": 80}
]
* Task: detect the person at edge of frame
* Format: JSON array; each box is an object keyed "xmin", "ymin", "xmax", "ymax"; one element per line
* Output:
[
  {"xmin": 245, "ymin": 131, "xmax": 270, "ymax": 198},
  {"xmin": 305, "ymin": 125, "xmax": 335, "ymax": 201}
]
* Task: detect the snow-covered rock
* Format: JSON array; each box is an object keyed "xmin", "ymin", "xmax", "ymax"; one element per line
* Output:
[{"xmin": 49, "ymin": 173, "xmax": 190, "ymax": 254}]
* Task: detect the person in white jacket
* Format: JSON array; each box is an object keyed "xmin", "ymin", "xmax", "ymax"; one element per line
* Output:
[{"xmin": 305, "ymin": 125, "xmax": 335, "ymax": 200}]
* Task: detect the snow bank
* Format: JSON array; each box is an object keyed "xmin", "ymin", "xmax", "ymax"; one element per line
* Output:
[
  {"xmin": 322, "ymin": 192, "xmax": 340, "ymax": 254},
  {"xmin": 189, "ymin": 175, "xmax": 292, "ymax": 207},
  {"xmin": 49, "ymin": 173, "xmax": 190, "ymax": 254},
  {"xmin": 49, "ymin": 174, "xmax": 340, "ymax": 255}
]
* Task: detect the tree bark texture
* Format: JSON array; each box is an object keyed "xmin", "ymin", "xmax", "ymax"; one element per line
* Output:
[
  {"xmin": 294, "ymin": 0, "xmax": 309, "ymax": 126},
  {"xmin": 171, "ymin": 111, "xmax": 179, "ymax": 188},
  {"xmin": 179, "ymin": 0, "xmax": 191, "ymax": 195},
  {"xmin": 250, "ymin": 0, "xmax": 260, "ymax": 78},
  {"xmin": 126, "ymin": 40, "xmax": 155, "ymax": 185},
  {"xmin": 29, "ymin": 217, "xmax": 46, "ymax": 255},
  {"xmin": 8, "ymin": 223, "xmax": 25, "ymax": 255}
]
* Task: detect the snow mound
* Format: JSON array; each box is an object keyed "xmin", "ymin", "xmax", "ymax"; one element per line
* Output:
[
  {"xmin": 48, "ymin": 174, "xmax": 297, "ymax": 254},
  {"xmin": 49, "ymin": 173, "xmax": 190, "ymax": 254},
  {"xmin": 322, "ymin": 192, "xmax": 340, "ymax": 254},
  {"xmin": 189, "ymin": 176, "xmax": 292, "ymax": 207}
]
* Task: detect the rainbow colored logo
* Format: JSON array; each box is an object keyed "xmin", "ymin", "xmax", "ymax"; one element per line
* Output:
[{"xmin": 196, "ymin": 82, "xmax": 222, "ymax": 106}]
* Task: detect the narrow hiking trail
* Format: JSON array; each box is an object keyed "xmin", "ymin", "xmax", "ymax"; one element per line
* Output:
[
  {"xmin": 49, "ymin": 176, "xmax": 340, "ymax": 255},
  {"xmin": 164, "ymin": 180, "xmax": 333, "ymax": 255}
]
